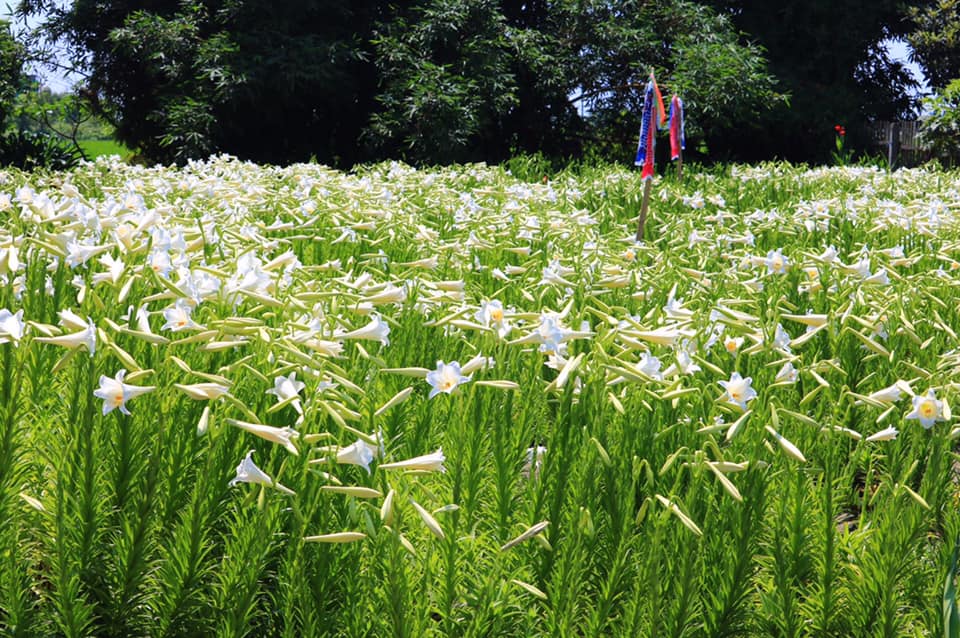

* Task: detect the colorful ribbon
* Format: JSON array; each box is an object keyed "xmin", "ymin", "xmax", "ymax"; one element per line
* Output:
[
  {"xmin": 669, "ymin": 95, "xmax": 685, "ymax": 161},
  {"xmin": 634, "ymin": 78, "xmax": 657, "ymax": 180}
]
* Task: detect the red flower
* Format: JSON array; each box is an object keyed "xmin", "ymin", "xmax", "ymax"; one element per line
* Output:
[{"xmin": 834, "ymin": 124, "xmax": 842, "ymax": 132}]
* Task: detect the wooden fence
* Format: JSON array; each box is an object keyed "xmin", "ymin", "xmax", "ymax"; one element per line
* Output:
[{"xmin": 869, "ymin": 120, "xmax": 925, "ymax": 168}]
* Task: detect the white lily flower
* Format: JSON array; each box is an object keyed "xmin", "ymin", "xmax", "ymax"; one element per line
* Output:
[
  {"xmin": 460, "ymin": 353, "xmax": 494, "ymax": 375},
  {"xmin": 674, "ymin": 348, "xmax": 701, "ymax": 376},
  {"xmin": 905, "ymin": 389, "xmax": 944, "ymax": 429},
  {"xmin": 774, "ymin": 362, "xmax": 798, "ymax": 384},
  {"xmin": 0, "ymin": 308, "xmax": 24, "ymax": 344},
  {"xmin": 337, "ymin": 314, "xmax": 390, "ymax": 346},
  {"xmin": 266, "ymin": 372, "xmax": 305, "ymax": 417},
  {"xmin": 135, "ymin": 305, "xmax": 154, "ymax": 334},
  {"xmin": 58, "ymin": 308, "xmax": 89, "ymax": 331},
  {"xmin": 863, "ymin": 268, "xmax": 889, "ymax": 285},
  {"xmin": 226, "ymin": 419, "xmax": 300, "ymax": 455},
  {"xmin": 818, "ymin": 245, "xmax": 838, "ymax": 263},
  {"xmin": 719, "ymin": 372, "xmax": 757, "ymax": 409},
  {"xmin": 475, "ymin": 299, "xmax": 512, "ymax": 338},
  {"xmin": 426, "ymin": 360, "xmax": 471, "ymax": 398},
  {"xmin": 362, "ymin": 284, "xmax": 406, "ymax": 306},
  {"xmin": 723, "ymin": 335, "xmax": 744, "ymax": 355},
  {"xmin": 229, "ymin": 450, "xmax": 295, "ymax": 495},
  {"xmin": 773, "ymin": 324, "xmax": 792, "ymax": 353},
  {"xmin": 634, "ymin": 352, "xmax": 663, "ymax": 380},
  {"xmin": 335, "ymin": 438, "xmax": 379, "ymax": 474},
  {"xmin": 35, "ymin": 317, "xmax": 97, "ymax": 355},
  {"xmin": 865, "ymin": 382, "xmax": 907, "ymax": 405},
  {"xmin": 765, "ymin": 248, "xmax": 788, "ymax": 274},
  {"xmin": 92, "ymin": 253, "xmax": 125, "ymax": 285},
  {"xmin": 162, "ymin": 300, "xmax": 204, "ymax": 332},
  {"xmin": 93, "ymin": 369, "xmax": 156, "ymax": 415}
]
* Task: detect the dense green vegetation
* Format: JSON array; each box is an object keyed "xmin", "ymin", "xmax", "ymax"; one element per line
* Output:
[
  {"xmin": 0, "ymin": 158, "xmax": 958, "ymax": 635},
  {"xmin": 8, "ymin": 0, "xmax": 957, "ymax": 167},
  {"xmin": 907, "ymin": 0, "xmax": 960, "ymax": 92}
]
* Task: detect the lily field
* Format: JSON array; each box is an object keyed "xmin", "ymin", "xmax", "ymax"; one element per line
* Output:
[{"xmin": 1, "ymin": 156, "xmax": 960, "ymax": 637}]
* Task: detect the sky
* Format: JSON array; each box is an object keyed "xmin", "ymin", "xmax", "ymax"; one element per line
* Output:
[
  {"xmin": 2, "ymin": 2, "xmax": 78, "ymax": 92},
  {"xmin": 885, "ymin": 38, "xmax": 930, "ymax": 97}
]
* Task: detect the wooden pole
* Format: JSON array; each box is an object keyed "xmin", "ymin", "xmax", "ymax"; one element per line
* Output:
[
  {"xmin": 887, "ymin": 122, "xmax": 896, "ymax": 171},
  {"xmin": 635, "ymin": 178, "xmax": 652, "ymax": 242}
]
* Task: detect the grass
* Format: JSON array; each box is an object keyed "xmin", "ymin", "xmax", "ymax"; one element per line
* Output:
[
  {"xmin": 0, "ymin": 155, "xmax": 957, "ymax": 636},
  {"xmin": 77, "ymin": 138, "xmax": 130, "ymax": 159}
]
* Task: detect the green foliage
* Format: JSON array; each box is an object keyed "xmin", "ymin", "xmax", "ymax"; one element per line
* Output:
[
  {"xmin": 0, "ymin": 21, "xmax": 85, "ymax": 170},
  {"xmin": 11, "ymin": 84, "xmax": 120, "ymax": 167},
  {"xmin": 11, "ymin": 0, "xmax": 944, "ymax": 166},
  {"xmin": 17, "ymin": 0, "xmax": 389, "ymax": 166},
  {"xmin": 367, "ymin": 0, "xmax": 517, "ymax": 164},
  {"xmin": 907, "ymin": 0, "xmax": 960, "ymax": 91},
  {"xmin": 0, "ymin": 20, "xmax": 23, "ymax": 127},
  {"xmin": 367, "ymin": 0, "xmax": 783, "ymax": 165},
  {"xmin": 17, "ymin": 0, "xmax": 782, "ymax": 166},
  {"xmin": 703, "ymin": 0, "xmax": 923, "ymax": 162},
  {"xmin": 14, "ymin": 87, "xmax": 114, "ymax": 141},
  {"xmin": 580, "ymin": 0, "xmax": 784, "ymax": 162},
  {"xmin": 503, "ymin": 152, "xmax": 558, "ymax": 182},
  {"xmin": 0, "ymin": 128, "xmax": 80, "ymax": 170},
  {"xmin": 945, "ymin": 536, "xmax": 960, "ymax": 638},
  {"xmin": 918, "ymin": 79, "xmax": 960, "ymax": 166}
]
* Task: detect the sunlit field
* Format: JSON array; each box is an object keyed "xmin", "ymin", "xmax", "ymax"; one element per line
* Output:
[{"xmin": 1, "ymin": 156, "xmax": 960, "ymax": 636}]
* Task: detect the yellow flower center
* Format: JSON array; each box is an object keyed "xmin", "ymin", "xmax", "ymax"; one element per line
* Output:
[
  {"xmin": 725, "ymin": 340, "xmax": 738, "ymax": 353},
  {"xmin": 920, "ymin": 400, "xmax": 937, "ymax": 419},
  {"xmin": 730, "ymin": 390, "xmax": 742, "ymax": 401},
  {"xmin": 624, "ymin": 250, "xmax": 636, "ymax": 261},
  {"xmin": 490, "ymin": 308, "xmax": 503, "ymax": 322},
  {"xmin": 441, "ymin": 380, "xmax": 454, "ymax": 391},
  {"xmin": 114, "ymin": 393, "xmax": 124, "ymax": 405}
]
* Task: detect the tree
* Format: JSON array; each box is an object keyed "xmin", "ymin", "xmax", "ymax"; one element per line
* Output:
[
  {"xmin": 18, "ymin": 0, "xmax": 779, "ymax": 166},
  {"xmin": 907, "ymin": 0, "xmax": 960, "ymax": 91},
  {"xmin": 702, "ymin": 0, "xmax": 924, "ymax": 162},
  {"xmin": 16, "ymin": 0, "xmax": 396, "ymax": 166},
  {"xmin": 562, "ymin": 0, "xmax": 783, "ymax": 160},
  {"xmin": 365, "ymin": 0, "xmax": 519, "ymax": 164},
  {"xmin": 366, "ymin": 0, "xmax": 783, "ymax": 164},
  {"xmin": 0, "ymin": 19, "xmax": 24, "ymax": 127},
  {"xmin": 917, "ymin": 79, "xmax": 960, "ymax": 165},
  {"xmin": 0, "ymin": 20, "xmax": 78, "ymax": 170}
]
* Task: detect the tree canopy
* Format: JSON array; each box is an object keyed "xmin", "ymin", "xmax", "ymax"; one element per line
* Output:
[
  {"xmin": 13, "ymin": 0, "xmax": 950, "ymax": 166},
  {"xmin": 702, "ymin": 0, "xmax": 924, "ymax": 162},
  {"xmin": 17, "ymin": 0, "xmax": 393, "ymax": 165},
  {"xmin": 907, "ymin": 0, "xmax": 960, "ymax": 91},
  {"xmin": 366, "ymin": 0, "xmax": 782, "ymax": 164}
]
